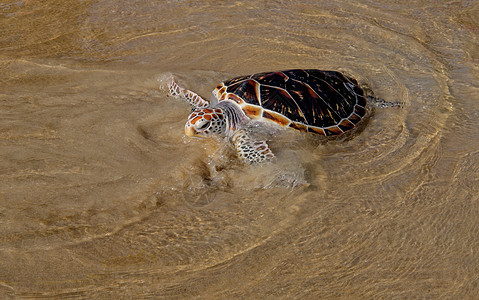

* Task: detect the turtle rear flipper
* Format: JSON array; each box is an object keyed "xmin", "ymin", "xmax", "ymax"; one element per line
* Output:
[
  {"xmin": 367, "ymin": 96, "xmax": 402, "ymax": 108},
  {"xmin": 231, "ymin": 130, "xmax": 275, "ymax": 165}
]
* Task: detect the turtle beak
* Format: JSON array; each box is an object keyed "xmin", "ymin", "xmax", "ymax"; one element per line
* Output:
[
  {"xmin": 185, "ymin": 124, "xmax": 196, "ymax": 137},
  {"xmin": 185, "ymin": 123, "xmax": 204, "ymax": 137}
]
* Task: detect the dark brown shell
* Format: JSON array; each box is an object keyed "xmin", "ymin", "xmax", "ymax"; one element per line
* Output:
[{"xmin": 213, "ymin": 69, "xmax": 368, "ymax": 136}]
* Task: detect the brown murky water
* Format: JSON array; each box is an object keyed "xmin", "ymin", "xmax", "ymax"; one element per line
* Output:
[{"xmin": 1, "ymin": 0, "xmax": 478, "ymax": 298}]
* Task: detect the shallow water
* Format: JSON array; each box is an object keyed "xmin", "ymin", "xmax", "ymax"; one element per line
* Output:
[{"xmin": 1, "ymin": 0, "xmax": 478, "ymax": 298}]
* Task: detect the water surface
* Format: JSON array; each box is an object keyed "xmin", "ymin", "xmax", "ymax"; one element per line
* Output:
[{"xmin": 1, "ymin": 0, "xmax": 478, "ymax": 298}]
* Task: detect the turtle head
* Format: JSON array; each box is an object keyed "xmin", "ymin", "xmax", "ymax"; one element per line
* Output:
[{"xmin": 185, "ymin": 108, "xmax": 227, "ymax": 137}]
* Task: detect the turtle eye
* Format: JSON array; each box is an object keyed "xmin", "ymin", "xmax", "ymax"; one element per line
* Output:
[{"xmin": 197, "ymin": 120, "xmax": 210, "ymax": 130}]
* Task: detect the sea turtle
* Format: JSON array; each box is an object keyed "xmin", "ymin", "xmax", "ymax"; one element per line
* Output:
[{"xmin": 167, "ymin": 69, "xmax": 388, "ymax": 164}]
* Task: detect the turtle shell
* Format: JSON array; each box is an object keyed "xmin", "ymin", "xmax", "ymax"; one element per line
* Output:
[{"xmin": 212, "ymin": 69, "xmax": 368, "ymax": 136}]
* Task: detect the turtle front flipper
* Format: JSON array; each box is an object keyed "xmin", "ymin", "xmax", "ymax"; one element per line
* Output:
[
  {"xmin": 167, "ymin": 75, "xmax": 209, "ymax": 109},
  {"xmin": 231, "ymin": 130, "xmax": 275, "ymax": 165}
]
